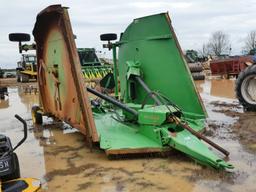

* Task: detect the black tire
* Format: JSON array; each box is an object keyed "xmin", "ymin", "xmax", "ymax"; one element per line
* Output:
[
  {"xmin": 188, "ymin": 63, "xmax": 203, "ymax": 73},
  {"xmin": 100, "ymin": 33, "xmax": 117, "ymax": 41},
  {"xmin": 17, "ymin": 73, "xmax": 21, "ymax": 82},
  {"xmin": 192, "ymin": 72, "xmax": 205, "ymax": 80},
  {"xmin": 9, "ymin": 33, "xmax": 30, "ymax": 42},
  {"xmin": 2, "ymin": 153, "xmax": 20, "ymax": 181},
  {"xmin": 31, "ymin": 105, "xmax": 43, "ymax": 124},
  {"xmin": 0, "ymin": 95, "xmax": 5, "ymax": 100},
  {"xmin": 236, "ymin": 65, "xmax": 256, "ymax": 111},
  {"xmin": 20, "ymin": 73, "xmax": 29, "ymax": 83}
]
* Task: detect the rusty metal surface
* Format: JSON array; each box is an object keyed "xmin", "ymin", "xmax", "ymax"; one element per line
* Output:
[
  {"xmin": 105, "ymin": 148, "xmax": 171, "ymax": 155},
  {"xmin": 32, "ymin": 5, "xmax": 98, "ymax": 142}
]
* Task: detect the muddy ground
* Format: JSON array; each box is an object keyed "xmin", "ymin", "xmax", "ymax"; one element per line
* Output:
[
  {"xmin": 0, "ymin": 78, "xmax": 37, "ymax": 87},
  {"xmin": 0, "ymin": 78, "xmax": 256, "ymax": 192},
  {"xmin": 208, "ymin": 101, "xmax": 256, "ymax": 152}
]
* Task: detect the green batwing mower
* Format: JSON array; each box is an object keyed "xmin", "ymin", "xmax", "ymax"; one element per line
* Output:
[{"xmin": 17, "ymin": 5, "xmax": 233, "ymax": 170}]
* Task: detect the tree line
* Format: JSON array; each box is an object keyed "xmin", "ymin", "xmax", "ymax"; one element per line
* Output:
[{"xmin": 200, "ymin": 30, "xmax": 256, "ymax": 57}]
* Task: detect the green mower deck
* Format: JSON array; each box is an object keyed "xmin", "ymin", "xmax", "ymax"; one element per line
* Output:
[{"xmin": 31, "ymin": 5, "xmax": 233, "ymax": 170}]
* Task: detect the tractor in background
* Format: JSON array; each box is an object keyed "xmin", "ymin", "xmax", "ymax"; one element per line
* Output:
[
  {"xmin": 16, "ymin": 54, "xmax": 37, "ymax": 82},
  {"xmin": 9, "ymin": 33, "xmax": 37, "ymax": 83},
  {"xmin": 78, "ymin": 48, "xmax": 113, "ymax": 87},
  {"xmin": 185, "ymin": 50, "xmax": 207, "ymax": 80},
  {"xmin": 9, "ymin": 34, "xmax": 112, "ymax": 85},
  {"xmin": 235, "ymin": 55, "xmax": 256, "ymax": 111}
]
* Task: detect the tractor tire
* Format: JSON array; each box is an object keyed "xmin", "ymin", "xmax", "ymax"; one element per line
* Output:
[
  {"xmin": 236, "ymin": 64, "xmax": 256, "ymax": 111},
  {"xmin": 188, "ymin": 63, "xmax": 203, "ymax": 73},
  {"xmin": 31, "ymin": 105, "xmax": 43, "ymax": 124},
  {"xmin": 16, "ymin": 73, "xmax": 21, "ymax": 82},
  {"xmin": 192, "ymin": 72, "xmax": 205, "ymax": 81},
  {"xmin": 2, "ymin": 153, "xmax": 20, "ymax": 181},
  {"xmin": 20, "ymin": 73, "xmax": 29, "ymax": 83}
]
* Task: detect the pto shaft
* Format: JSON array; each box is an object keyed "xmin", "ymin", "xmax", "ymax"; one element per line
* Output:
[{"xmin": 86, "ymin": 87, "xmax": 138, "ymax": 117}]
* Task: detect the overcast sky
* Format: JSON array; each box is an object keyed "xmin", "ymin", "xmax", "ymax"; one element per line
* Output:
[{"xmin": 0, "ymin": 0, "xmax": 255, "ymax": 68}]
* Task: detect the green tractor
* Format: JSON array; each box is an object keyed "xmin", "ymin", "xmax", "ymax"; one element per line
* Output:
[
  {"xmin": 78, "ymin": 48, "xmax": 113, "ymax": 87},
  {"xmin": 185, "ymin": 50, "xmax": 206, "ymax": 80}
]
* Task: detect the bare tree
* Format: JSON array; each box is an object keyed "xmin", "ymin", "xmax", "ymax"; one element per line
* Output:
[
  {"xmin": 199, "ymin": 43, "xmax": 211, "ymax": 57},
  {"xmin": 208, "ymin": 31, "xmax": 230, "ymax": 56},
  {"xmin": 244, "ymin": 30, "xmax": 256, "ymax": 53}
]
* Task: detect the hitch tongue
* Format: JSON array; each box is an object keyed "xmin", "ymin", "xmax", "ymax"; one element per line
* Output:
[
  {"xmin": 175, "ymin": 117, "xmax": 230, "ymax": 156},
  {"xmin": 165, "ymin": 127, "xmax": 234, "ymax": 169},
  {"xmin": 134, "ymin": 74, "xmax": 230, "ymax": 157}
]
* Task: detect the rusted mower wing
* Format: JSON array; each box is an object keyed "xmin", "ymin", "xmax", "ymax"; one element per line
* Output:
[{"xmin": 32, "ymin": 5, "xmax": 98, "ymax": 142}]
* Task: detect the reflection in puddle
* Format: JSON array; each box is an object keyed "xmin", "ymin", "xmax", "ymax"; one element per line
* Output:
[
  {"xmin": 0, "ymin": 83, "xmax": 255, "ymax": 191},
  {"xmin": 210, "ymin": 79, "xmax": 235, "ymax": 99},
  {"xmin": 195, "ymin": 79, "xmax": 236, "ymax": 99},
  {"xmin": 0, "ymin": 98, "xmax": 9, "ymax": 109}
]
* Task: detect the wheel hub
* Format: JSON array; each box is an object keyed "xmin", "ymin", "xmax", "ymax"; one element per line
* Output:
[{"xmin": 241, "ymin": 75, "xmax": 256, "ymax": 104}]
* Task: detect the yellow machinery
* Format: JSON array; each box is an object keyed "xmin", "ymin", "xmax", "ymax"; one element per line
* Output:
[
  {"xmin": 16, "ymin": 54, "xmax": 37, "ymax": 83},
  {"xmin": 0, "ymin": 178, "xmax": 40, "ymax": 192},
  {"xmin": 0, "ymin": 115, "xmax": 40, "ymax": 191}
]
